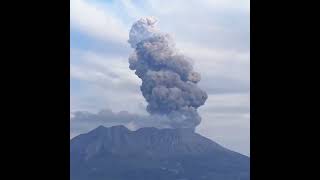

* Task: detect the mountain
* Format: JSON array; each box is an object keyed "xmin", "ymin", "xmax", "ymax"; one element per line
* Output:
[{"xmin": 70, "ymin": 125, "xmax": 250, "ymax": 180}]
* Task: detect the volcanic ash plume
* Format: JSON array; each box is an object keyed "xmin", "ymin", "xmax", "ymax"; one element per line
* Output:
[{"xmin": 128, "ymin": 17, "xmax": 208, "ymax": 129}]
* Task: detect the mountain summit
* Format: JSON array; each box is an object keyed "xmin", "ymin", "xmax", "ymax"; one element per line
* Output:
[{"xmin": 71, "ymin": 125, "xmax": 250, "ymax": 180}]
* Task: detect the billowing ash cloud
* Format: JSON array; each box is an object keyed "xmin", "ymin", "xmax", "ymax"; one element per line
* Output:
[{"xmin": 128, "ymin": 17, "xmax": 208, "ymax": 128}]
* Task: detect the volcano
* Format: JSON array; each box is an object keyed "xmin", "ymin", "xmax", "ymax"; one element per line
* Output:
[{"xmin": 70, "ymin": 125, "xmax": 250, "ymax": 180}]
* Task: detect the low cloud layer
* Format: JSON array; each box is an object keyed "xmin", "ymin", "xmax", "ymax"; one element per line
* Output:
[{"xmin": 70, "ymin": 109, "xmax": 181, "ymax": 138}]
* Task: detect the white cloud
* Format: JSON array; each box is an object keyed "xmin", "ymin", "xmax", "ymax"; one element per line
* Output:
[
  {"xmin": 197, "ymin": 93, "xmax": 250, "ymax": 156},
  {"xmin": 179, "ymin": 42, "xmax": 249, "ymax": 64},
  {"xmin": 198, "ymin": 93, "xmax": 250, "ymax": 126},
  {"xmin": 178, "ymin": 43, "xmax": 250, "ymax": 77},
  {"xmin": 175, "ymin": 42, "xmax": 250, "ymax": 95},
  {"xmin": 71, "ymin": 49, "xmax": 140, "ymax": 86},
  {"xmin": 70, "ymin": 49, "xmax": 146, "ymax": 114},
  {"xmin": 70, "ymin": 0, "xmax": 129, "ymax": 44},
  {"xmin": 202, "ymin": 0, "xmax": 250, "ymax": 12},
  {"xmin": 118, "ymin": 0, "xmax": 145, "ymax": 19}
]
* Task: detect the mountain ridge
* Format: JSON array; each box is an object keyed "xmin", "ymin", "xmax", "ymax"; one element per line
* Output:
[{"xmin": 71, "ymin": 125, "xmax": 250, "ymax": 180}]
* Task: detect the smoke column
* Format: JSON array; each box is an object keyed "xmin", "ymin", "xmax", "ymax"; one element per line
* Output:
[{"xmin": 128, "ymin": 17, "xmax": 208, "ymax": 129}]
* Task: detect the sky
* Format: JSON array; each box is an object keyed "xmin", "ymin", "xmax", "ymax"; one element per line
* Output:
[{"xmin": 70, "ymin": 0, "xmax": 250, "ymax": 156}]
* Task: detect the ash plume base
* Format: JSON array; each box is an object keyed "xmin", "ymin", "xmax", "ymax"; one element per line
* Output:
[
  {"xmin": 128, "ymin": 17, "xmax": 208, "ymax": 129},
  {"xmin": 70, "ymin": 109, "xmax": 194, "ymax": 138}
]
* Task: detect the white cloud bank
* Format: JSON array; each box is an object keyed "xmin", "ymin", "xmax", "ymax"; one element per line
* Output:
[{"xmin": 71, "ymin": 0, "xmax": 129, "ymax": 44}]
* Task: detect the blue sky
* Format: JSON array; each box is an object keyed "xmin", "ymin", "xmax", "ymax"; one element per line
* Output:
[{"xmin": 70, "ymin": 0, "xmax": 250, "ymax": 156}]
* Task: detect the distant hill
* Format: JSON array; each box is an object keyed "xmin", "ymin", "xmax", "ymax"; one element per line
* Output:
[{"xmin": 70, "ymin": 125, "xmax": 250, "ymax": 180}]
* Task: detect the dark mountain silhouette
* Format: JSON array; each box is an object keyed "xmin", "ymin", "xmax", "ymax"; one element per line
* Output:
[{"xmin": 70, "ymin": 125, "xmax": 250, "ymax": 180}]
